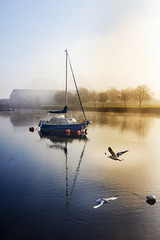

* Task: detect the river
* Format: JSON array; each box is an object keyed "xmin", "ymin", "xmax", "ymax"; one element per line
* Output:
[{"xmin": 0, "ymin": 110, "xmax": 160, "ymax": 240}]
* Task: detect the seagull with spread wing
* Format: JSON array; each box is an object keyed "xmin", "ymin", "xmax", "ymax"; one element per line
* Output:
[
  {"xmin": 105, "ymin": 147, "xmax": 129, "ymax": 161},
  {"xmin": 93, "ymin": 195, "xmax": 119, "ymax": 208}
]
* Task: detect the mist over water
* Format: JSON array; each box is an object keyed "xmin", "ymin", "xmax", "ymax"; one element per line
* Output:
[{"xmin": 0, "ymin": 111, "xmax": 160, "ymax": 239}]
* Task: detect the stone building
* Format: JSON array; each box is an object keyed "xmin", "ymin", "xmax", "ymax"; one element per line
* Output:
[
  {"xmin": 10, "ymin": 89, "xmax": 56, "ymax": 108},
  {"xmin": 0, "ymin": 98, "xmax": 10, "ymax": 110}
]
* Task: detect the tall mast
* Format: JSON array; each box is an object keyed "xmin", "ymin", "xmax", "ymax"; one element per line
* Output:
[
  {"xmin": 65, "ymin": 50, "xmax": 68, "ymax": 117},
  {"xmin": 68, "ymin": 53, "xmax": 87, "ymax": 121}
]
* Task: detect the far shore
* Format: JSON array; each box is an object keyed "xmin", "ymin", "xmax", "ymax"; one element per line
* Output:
[
  {"xmin": 1, "ymin": 105, "xmax": 160, "ymax": 114},
  {"xmin": 40, "ymin": 105, "xmax": 160, "ymax": 114}
]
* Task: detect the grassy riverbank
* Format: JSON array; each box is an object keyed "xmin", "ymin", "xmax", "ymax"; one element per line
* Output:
[
  {"xmin": 83, "ymin": 106, "xmax": 160, "ymax": 114},
  {"xmin": 41, "ymin": 105, "xmax": 160, "ymax": 114}
]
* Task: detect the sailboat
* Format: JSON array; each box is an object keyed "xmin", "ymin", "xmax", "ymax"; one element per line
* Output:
[{"xmin": 39, "ymin": 50, "xmax": 92, "ymax": 135}]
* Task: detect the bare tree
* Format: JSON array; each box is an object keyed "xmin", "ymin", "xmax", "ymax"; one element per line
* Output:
[
  {"xmin": 70, "ymin": 93, "xmax": 79, "ymax": 106},
  {"xmin": 118, "ymin": 88, "xmax": 133, "ymax": 107},
  {"xmin": 133, "ymin": 85, "xmax": 152, "ymax": 107},
  {"xmin": 67, "ymin": 91, "xmax": 74, "ymax": 105},
  {"xmin": 97, "ymin": 91, "xmax": 108, "ymax": 106},
  {"xmin": 90, "ymin": 90, "xmax": 98, "ymax": 106},
  {"xmin": 78, "ymin": 88, "xmax": 90, "ymax": 106},
  {"xmin": 106, "ymin": 88, "xmax": 119, "ymax": 105},
  {"xmin": 54, "ymin": 91, "xmax": 65, "ymax": 105}
]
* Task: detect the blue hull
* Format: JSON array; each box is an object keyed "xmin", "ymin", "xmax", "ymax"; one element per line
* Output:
[{"xmin": 40, "ymin": 122, "xmax": 89, "ymax": 134}]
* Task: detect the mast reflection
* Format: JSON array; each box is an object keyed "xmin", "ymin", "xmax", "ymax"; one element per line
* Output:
[{"xmin": 39, "ymin": 131, "xmax": 88, "ymax": 207}]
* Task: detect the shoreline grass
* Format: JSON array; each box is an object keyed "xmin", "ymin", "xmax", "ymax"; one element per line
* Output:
[{"xmin": 40, "ymin": 105, "xmax": 160, "ymax": 114}]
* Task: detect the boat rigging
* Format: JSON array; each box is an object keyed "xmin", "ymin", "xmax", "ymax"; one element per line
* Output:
[{"xmin": 39, "ymin": 50, "xmax": 92, "ymax": 135}]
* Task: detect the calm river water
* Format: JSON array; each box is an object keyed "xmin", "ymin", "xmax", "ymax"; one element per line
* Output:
[{"xmin": 1, "ymin": 110, "xmax": 160, "ymax": 240}]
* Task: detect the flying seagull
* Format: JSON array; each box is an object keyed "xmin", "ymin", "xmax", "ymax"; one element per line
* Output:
[
  {"xmin": 105, "ymin": 147, "xmax": 129, "ymax": 161},
  {"xmin": 93, "ymin": 195, "xmax": 119, "ymax": 209}
]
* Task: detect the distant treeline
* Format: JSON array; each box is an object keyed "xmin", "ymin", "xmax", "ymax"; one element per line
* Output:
[
  {"xmin": 53, "ymin": 84, "xmax": 157, "ymax": 108},
  {"xmin": 1, "ymin": 85, "xmax": 159, "ymax": 111}
]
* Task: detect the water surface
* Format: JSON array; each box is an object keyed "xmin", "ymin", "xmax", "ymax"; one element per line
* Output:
[{"xmin": 0, "ymin": 110, "xmax": 160, "ymax": 240}]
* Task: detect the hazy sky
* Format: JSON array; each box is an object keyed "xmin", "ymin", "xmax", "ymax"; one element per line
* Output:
[{"xmin": 1, "ymin": 0, "xmax": 160, "ymax": 98}]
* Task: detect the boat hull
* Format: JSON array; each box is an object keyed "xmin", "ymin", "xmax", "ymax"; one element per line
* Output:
[{"xmin": 39, "ymin": 121, "xmax": 90, "ymax": 134}]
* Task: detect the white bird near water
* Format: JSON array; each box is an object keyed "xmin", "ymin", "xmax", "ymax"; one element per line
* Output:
[
  {"xmin": 105, "ymin": 147, "xmax": 129, "ymax": 161},
  {"xmin": 93, "ymin": 195, "xmax": 119, "ymax": 209}
]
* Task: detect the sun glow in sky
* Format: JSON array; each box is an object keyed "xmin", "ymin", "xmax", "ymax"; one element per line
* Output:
[{"xmin": 0, "ymin": 0, "xmax": 160, "ymax": 98}]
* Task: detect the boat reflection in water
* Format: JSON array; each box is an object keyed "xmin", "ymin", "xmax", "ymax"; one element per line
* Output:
[{"xmin": 39, "ymin": 131, "xmax": 88, "ymax": 207}]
